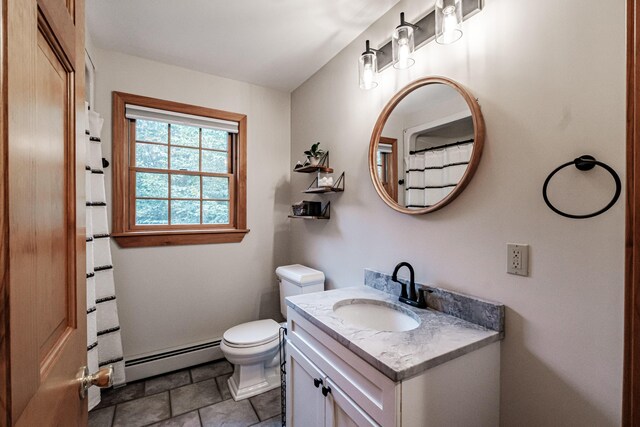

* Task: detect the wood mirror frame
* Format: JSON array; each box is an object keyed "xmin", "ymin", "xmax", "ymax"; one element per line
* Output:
[{"xmin": 368, "ymin": 76, "xmax": 485, "ymax": 215}]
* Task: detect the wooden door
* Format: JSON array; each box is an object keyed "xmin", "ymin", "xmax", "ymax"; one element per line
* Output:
[{"xmin": 2, "ymin": 0, "xmax": 87, "ymax": 424}]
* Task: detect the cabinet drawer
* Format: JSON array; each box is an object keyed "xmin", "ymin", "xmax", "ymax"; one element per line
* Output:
[{"xmin": 287, "ymin": 308, "xmax": 399, "ymax": 427}]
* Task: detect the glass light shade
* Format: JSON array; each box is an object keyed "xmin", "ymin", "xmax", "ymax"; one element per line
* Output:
[
  {"xmin": 436, "ymin": 0, "xmax": 463, "ymax": 44},
  {"xmin": 392, "ymin": 25, "xmax": 415, "ymax": 69},
  {"xmin": 358, "ymin": 51, "xmax": 378, "ymax": 90}
]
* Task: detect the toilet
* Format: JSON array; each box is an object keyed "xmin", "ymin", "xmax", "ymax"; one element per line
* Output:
[{"xmin": 220, "ymin": 264, "xmax": 325, "ymax": 401}]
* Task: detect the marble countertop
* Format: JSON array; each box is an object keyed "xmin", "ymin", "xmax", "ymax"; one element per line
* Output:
[{"xmin": 286, "ymin": 286, "xmax": 501, "ymax": 382}]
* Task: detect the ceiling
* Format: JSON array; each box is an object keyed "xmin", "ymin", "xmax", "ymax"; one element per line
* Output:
[{"xmin": 86, "ymin": 0, "xmax": 400, "ymax": 92}]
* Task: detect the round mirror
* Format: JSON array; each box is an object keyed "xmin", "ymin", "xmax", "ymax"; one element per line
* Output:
[{"xmin": 368, "ymin": 77, "xmax": 485, "ymax": 214}]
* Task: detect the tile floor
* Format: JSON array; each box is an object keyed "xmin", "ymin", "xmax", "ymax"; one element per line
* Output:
[{"xmin": 88, "ymin": 359, "xmax": 282, "ymax": 427}]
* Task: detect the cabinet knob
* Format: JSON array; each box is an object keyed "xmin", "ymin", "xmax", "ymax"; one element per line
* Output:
[
  {"xmin": 313, "ymin": 378, "xmax": 323, "ymax": 388},
  {"xmin": 321, "ymin": 385, "xmax": 332, "ymax": 397}
]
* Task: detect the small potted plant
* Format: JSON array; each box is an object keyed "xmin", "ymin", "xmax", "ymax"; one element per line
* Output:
[{"xmin": 304, "ymin": 142, "xmax": 325, "ymax": 166}]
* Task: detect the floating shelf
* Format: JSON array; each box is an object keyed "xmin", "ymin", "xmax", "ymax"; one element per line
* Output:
[
  {"xmin": 290, "ymin": 150, "xmax": 342, "ymax": 220},
  {"xmin": 288, "ymin": 215, "xmax": 330, "ymax": 220},
  {"xmin": 303, "ymin": 172, "xmax": 345, "ymax": 193},
  {"xmin": 294, "ymin": 165, "xmax": 334, "ymax": 174},
  {"xmin": 293, "ymin": 151, "xmax": 334, "ymax": 173},
  {"xmin": 303, "ymin": 187, "xmax": 343, "ymax": 194}
]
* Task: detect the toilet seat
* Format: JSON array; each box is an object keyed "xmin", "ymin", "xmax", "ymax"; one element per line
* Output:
[{"xmin": 223, "ymin": 319, "xmax": 280, "ymax": 348}]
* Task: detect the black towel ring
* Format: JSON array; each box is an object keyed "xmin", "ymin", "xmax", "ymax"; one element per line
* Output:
[{"xmin": 542, "ymin": 155, "xmax": 621, "ymax": 219}]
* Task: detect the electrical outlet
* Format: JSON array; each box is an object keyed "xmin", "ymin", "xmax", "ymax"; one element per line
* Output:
[{"xmin": 507, "ymin": 243, "xmax": 529, "ymax": 276}]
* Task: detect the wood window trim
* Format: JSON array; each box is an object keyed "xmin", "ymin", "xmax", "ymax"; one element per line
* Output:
[{"xmin": 111, "ymin": 91, "xmax": 249, "ymax": 247}]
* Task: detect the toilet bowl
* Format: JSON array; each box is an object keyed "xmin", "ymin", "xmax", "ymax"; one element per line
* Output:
[
  {"xmin": 220, "ymin": 319, "xmax": 282, "ymax": 400},
  {"xmin": 220, "ymin": 264, "xmax": 325, "ymax": 401}
]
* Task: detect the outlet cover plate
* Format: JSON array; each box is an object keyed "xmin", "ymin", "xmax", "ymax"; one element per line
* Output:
[{"xmin": 507, "ymin": 243, "xmax": 529, "ymax": 276}]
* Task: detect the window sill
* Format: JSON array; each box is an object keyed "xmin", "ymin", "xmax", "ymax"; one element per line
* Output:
[{"xmin": 112, "ymin": 229, "xmax": 250, "ymax": 248}]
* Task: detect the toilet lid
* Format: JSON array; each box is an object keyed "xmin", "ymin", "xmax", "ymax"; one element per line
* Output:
[{"xmin": 223, "ymin": 319, "xmax": 281, "ymax": 348}]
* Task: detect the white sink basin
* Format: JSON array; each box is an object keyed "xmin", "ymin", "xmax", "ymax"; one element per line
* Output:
[{"xmin": 333, "ymin": 299, "xmax": 420, "ymax": 332}]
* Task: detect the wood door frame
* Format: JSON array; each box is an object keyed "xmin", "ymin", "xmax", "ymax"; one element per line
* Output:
[
  {"xmin": 0, "ymin": 0, "xmax": 7, "ymax": 424},
  {"xmin": 625, "ymin": 0, "xmax": 640, "ymax": 424},
  {"xmin": 378, "ymin": 137, "xmax": 398, "ymax": 202}
]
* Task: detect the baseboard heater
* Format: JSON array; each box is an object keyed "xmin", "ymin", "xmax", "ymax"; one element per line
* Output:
[{"xmin": 124, "ymin": 339, "xmax": 223, "ymax": 383}]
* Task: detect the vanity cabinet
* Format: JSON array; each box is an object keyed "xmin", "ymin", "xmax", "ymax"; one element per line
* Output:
[{"xmin": 286, "ymin": 307, "xmax": 500, "ymax": 427}]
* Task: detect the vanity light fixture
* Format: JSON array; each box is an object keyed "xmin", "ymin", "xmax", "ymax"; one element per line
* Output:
[
  {"xmin": 392, "ymin": 13, "xmax": 418, "ymax": 69},
  {"xmin": 359, "ymin": 40, "xmax": 379, "ymax": 90},
  {"xmin": 356, "ymin": 0, "xmax": 482, "ymax": 88},
  {"xmin": 435, "ymin": 0, "xmax": 463, "ymax": 44}
]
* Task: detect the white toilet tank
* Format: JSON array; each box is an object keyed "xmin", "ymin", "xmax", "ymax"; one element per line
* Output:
[{"xmin": 276, "ymin": 264, "xmax": 325, "ymax": 319}]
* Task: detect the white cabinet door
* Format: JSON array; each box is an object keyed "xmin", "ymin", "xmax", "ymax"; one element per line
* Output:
[
  {"xmin": 325, "ymin": 377, "xmax": 379, "ymax": 427},
  {"xmin": 287, "ymin": 342, "xmax": 327, "ymax": 427},
  {"xmin": 287, "ymin": 341, "xmax": 380, "ymax": 427}
]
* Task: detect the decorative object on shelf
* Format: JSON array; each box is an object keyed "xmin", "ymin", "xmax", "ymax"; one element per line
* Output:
[
  {"xmin": 304, "ymin": 172, "xmax": 345, "ymax": 194},
  {"xmin": 305, "ymin": 201, "xmax": 321, "ymax": 216},
  {"xmin": 392, "ymin": 13, "xmax": 418, "ymax": 69},
  {"xmin": 304, "ymin": 142, "xmax": 326, "ymax": 166},
  {"xmin": 357, "ymin": 0, "xmax": 483, "ymax": 89},
  {"xmin": 542, "ymin": 155, "xmax": 621, "ymax": 219},
  {"xmin": 359, "ymin": 40, "xmax": 380, "ymax": 90},
  {"xmin": 294, "ymin": 149, "xmax": 333, "ymax": 173},
  {"xmin": 291, "ymin": 201, "xmax": 322, "ymax": 217},
  {"xmin": 319, "ymin": 176, "xmax": 333, "ymax": 187},
  {"xmin": 289, "ymin": 201, "xmax": 331, "ymax": 219},
  {"xmin": 291, "ymin": 202, "xmax": 306, "ymax": 216},
  {"xmin": 436, "ymin": 0, "xmax": 464, "ymax": 44}
]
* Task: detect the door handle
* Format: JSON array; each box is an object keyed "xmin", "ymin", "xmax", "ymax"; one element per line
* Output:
[
  {"xmin": 78, "ymin": 365, "xmax": 113, "ymax": 399},
  {"xmin": 321, "ymin": 385, "xmax": 332, "ymax": 397},
  {"xmin": 313, "ymin": 378, "xmax": 323, "ymax": 388}
]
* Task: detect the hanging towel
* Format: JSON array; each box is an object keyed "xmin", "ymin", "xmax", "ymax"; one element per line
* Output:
[
  {"xmin": 424, "ymin": 150, "xmax": 444, "ymax": 207},
  {"xmin": 406, "ymin": 153, "xmax": 425, "ymax": 208},
  {"xmin": 405, "ymin": 140, "xmax": 474, "ymax": 208},
  {"xmin": 445, "ymin": 143, "xmax": 473, "ymax": 185},
  {"xmin": 85, "ymin": 103, "xmax": 126, "ymax": 410}
]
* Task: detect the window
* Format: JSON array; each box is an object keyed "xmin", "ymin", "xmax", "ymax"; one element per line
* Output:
[{"xmin": 112, "ymin": 92, "xmax": 248, "ymax": 247}]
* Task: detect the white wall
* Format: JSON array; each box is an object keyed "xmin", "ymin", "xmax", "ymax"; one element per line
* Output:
[
  {"xmin": 92, "ymin": 48, "xmax": 291, "ymax": 359},
  {"xmin": 290, "ymin": 0, "xmax": 625, "ymax": 425}
]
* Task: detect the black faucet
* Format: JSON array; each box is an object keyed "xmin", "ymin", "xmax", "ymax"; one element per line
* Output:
[{"xmin": 391, "ymin": 262, "xmax": 427, "ymax": 309}]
